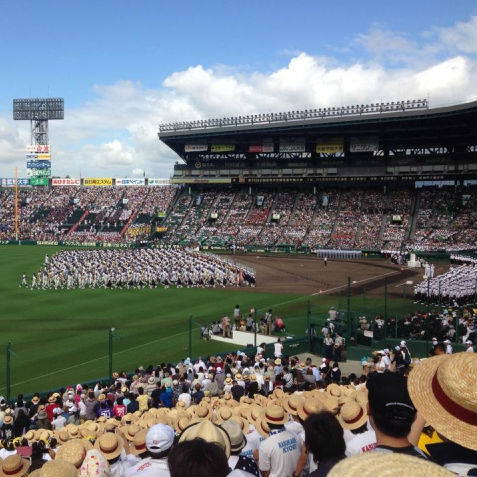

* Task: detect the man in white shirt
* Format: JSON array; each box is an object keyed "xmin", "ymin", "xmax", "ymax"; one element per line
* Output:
[
  {"xmin": 127, "ymin": 423, "xmax": 175, "ymax": 477},
  {"xmin": 465, "ymin": 340, "xmax": 474, "ymax": 352},
  {"xmin": 258, "ymin": 405, "xmax": 301, "ymax": 477},
  {"xmin": 273, "ymin": 339, "xmax": 283, "ymax": 359},
  {"xmin": 51, "ymin": 407, "xmax": 66, "ymax": 430}
]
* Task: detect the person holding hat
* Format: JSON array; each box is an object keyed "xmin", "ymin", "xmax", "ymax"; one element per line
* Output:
[
  {"xmin": 366, "ymin": 372, "xmax": 426, "ymax": 458},
  {"xmin": 126, "ymin": 423, "xmax": 175, "ymax": 477},
  {"xmin": 407, "ymin": 352, "xmax": 477, "ymax": 474},
  {"xmin": 221, "ymin": 420, "xmax": 259, "ymax": 477},
  {"xmin": 258, "ymin": 405, "xmax": 301, "ymax": 477}
]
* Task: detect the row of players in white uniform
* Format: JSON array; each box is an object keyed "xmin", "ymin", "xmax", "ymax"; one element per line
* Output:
[
  {"xmin": 414, "ymin": 262, "xmax": 477, "ymax": 304},
  {"xmin": 23, "ymin": 249, "xmax": 256, "ymax": 289}
]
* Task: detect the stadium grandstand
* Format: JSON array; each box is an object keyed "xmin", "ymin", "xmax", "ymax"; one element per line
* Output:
[{"xmin": 1, "ymin": 99, "xmax": 476, "ymax": 254}]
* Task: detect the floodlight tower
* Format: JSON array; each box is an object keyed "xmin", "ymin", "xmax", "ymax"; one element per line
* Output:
[{"xmin": 13, "ymin": 98, "xmax": 64, "ymax": 146}]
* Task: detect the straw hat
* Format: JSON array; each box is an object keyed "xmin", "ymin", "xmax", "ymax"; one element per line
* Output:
[
  {"xmin": 47, "ymin": 394, "xmax": 57, "ymax": 404},
  {"xmin": 407, "ymin": 352, "xmax": 477, "ymax": 451},
  {"xmin": 174, "ymin": 415, "xmax": 192, "ymax": 434},
  {"xmin": 98, "ymin": 394, "xmax": 106, "ymax": 402},
  {"xmin": 283, "ymin": 395, "xmax": 304, "ymax": 416},
  {"xmin": 31, "ymin": 396, "xmax": 40, "ymax": 405},
  {"xmin": 261, "ymin": 405, "xmax": 288, "ymax": 426},
  {"xmin": 0, "ymin": 455, "xmax": 29, "ymax": 477},
  {"xmin": 235, "ymin": 373, "xmax": 243, "ymax": 381},
  {"xmin": 123, "ymin": 424, "xmax": 141, "ymax": 441},
  {"xmin": 297, "ymin": 399, "xmax": 324, "ymax": 422},
  {"xmin": 215, "ymin": 406, "xmax": 233, "ymax": 425},
  {"xmin": 230, "ymin": 415, "xmax": 249, "ymax": 436},
  {"xmin": 129, "ymin": 428, "xmax": 148, "ymax": 455},
  {"xmin": 179, "ymin": 420, "xmax": 231, "ymax": 458},
  {"xmin": 224, "ymin": 377, "xmax": 233, "ymax": 385},
  {"xmin": 255, "ymin": 416, "xmax": 270, "ymax": 439},
  {"xmin": 239, "ymin": 396, "xmax": 252, "ymax": 405},
  {"xmin": 327, "ymin": 452, "xmax": 455, "ymax": 477},
  {"xmin": 94, "ymin": 433, "xmax": 124, "ymax": 460},
  {"xmin": 195, "ymin": 406, "xmax": 212, "ymax": 420},
  {"xmin": 39, "ymin": 459, "xmax": 78, "ymax": 477},
  {"xmin": 337, "ymin": 401, "xmax": 368, "ymax": 430},
  {"xmin": 271, "ymin": 388, "xmax": 285, "ymax": 400},
  {"xmin": 56, "ymin": 440, "xmax": 87, "ymax": 469},
  {"xmin": 3, "ymin": 416, "xmax": 12, "ymax": 426},
  {"xmin": 121, "ymin": 413, "xmax": 134, "ymax": 425},
  {"xmin": 220, "ymin": 419, "xmax": 246, "ymax": 453},
  {"xmin": 326, "ymin": 383, "xmax": 342, "ymax": 398},
  {"xmin": 56, "ymin": 429, "xmax": 70, "ymax": 445},
  {"xmin": 24, "ymin": 430, "xmax": 35, "ymax": 442}
]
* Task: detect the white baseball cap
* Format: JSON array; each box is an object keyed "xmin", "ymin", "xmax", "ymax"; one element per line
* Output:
[
  {"xmin": 146, "ymin": 424, "xmax": 175, "ymax": 453},
  {"xmin": 400, "ymin": 341, "xmax": 406, "ymax": 347}
]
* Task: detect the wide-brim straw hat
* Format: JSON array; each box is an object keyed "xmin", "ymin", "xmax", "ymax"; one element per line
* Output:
[
  {"xmin": 255, "ymin": 417, "xmax": 270, "ymax": 438},
  {"xmin": 38, "ymin": 459, "xmax": 78, "ymax": 477},
  {"xmin": 283, "ymin": 395, "xmax": 304, "ymax": 416},
  {"xmin": 56, "ymin": 440, "xmax": 87, "ymax": 469},
  {"xmin": 3, "ymin": 416, "xmax": 13, "ymax": 425},
  {"xmin": 123, "ymin": 424, "xmax": 141, "ymax": 441},
  {"xmin": 56, "ymin": 429, "xmax": 70, "ymax": 445},
  {"xmin": 326, "ymin": 383, "xmax": 342, "ymax": 398},
  {"xmin": 0, "ymin": 455, "xmax": 29, "ymax": 477},
  {"xmin": 215, "ymin": 406, "xmax": 233, "ymax": 425},
  {"xmin": 271, "ymin": 388, "xmax": 285, "ymax": 400},
  {"xmin": 297, "ymin": 398, "xmax": 324, "ymax": 422},
  {"xmin": 129, "ymin": 428, "xmax": 148, "ymax": 455},
  {"xmin": 24, "ymin": 430, "xmax": 36, "ymax": 442},
  {"xmin": 179, "ymin": 420, "xmax": 231, "ymax": 458},
  {"xmin": 174, "ymin": 415, "xmax": 192, "ymax": 434},
  {"xmin": 31, "ymin": 396, "xmax": 40, "ymax": 405},
  {"xmin": 327, "ymin": 452, "xmax": 456, "ymax": 477},
  {"xmin": 194, "ymin": 405, "xmax": 212, "ymax": 420},
  {"xmin": 407, "ymin": 352, "xmax": 477, "ymax": 451},
  {"xmin": 94, "ymin": 432, "xmax": 124, "ymax": 460},
  {"xmin": 337, "ymin": 401, "xmax": 368, "ymax": 430},
  {"xmin": 121, "ymin": 413, "xmax": 134, "ymax": 425},
  {"xmin": 261, "ymin": 404, "xmax": 288, "ymax": 426}
]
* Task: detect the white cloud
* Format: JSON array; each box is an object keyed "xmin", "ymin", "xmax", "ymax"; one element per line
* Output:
[{"xmin": 0, "ymin": 15, "xmax": 476, "ymax": 178}]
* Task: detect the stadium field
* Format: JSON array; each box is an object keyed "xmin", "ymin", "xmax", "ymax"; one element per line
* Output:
[{"xmin": 0, "ymin": 245, "xmax": 417, "ymax": 395}]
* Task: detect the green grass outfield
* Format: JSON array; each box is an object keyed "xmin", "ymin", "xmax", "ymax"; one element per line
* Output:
[{"xmin": 0, "ymin": 245, "xmax": 415, "ymax": 395}]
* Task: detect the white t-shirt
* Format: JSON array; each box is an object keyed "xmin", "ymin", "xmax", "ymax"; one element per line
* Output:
[
  {"xmin": 52, "ymin": 415, "xmax": 67, "ymax": 429},
  {"xmin": 259, "ymin": 428, "xmax": 301, "ymax": 477},
  {"xmin": 126, "ymin": 457, "xmax": 170, "ymax": 477},
  {"xmin": 345, "ymin": 428, "xmax": 377, "ymax": 456},
  {"xmin": 241, "ymin": 426, "xmax": 262, "ymax": 460},
  {"xmin": 178, "ymin": 393, "xmax": 191, "ymax": 408},
  {"xmin": 274, "ymin": 342, "xmax": 283, "ymax": 358}
]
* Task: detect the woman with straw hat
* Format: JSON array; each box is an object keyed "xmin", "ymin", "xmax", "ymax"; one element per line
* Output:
[
  {"xmin": 0, "ymin": 454, "xmax": 29, "ymax": 477},
  {"xmin": 94, "ymin": 433, "xmax": 126, "ymax": 477},
  {"xmin": 407, "ymin": 352, "xmax": 477, "ymax": 474}
]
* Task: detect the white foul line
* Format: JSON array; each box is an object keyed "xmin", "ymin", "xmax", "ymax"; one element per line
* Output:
[{"xmin": 312, "ymin": 270, "xmax": 400, "ymax": 295}]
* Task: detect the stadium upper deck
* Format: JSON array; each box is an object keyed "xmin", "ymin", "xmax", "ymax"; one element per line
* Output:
[{"xmin": 158, "ymin": 99, "xmax": 477, "ymax": 185}]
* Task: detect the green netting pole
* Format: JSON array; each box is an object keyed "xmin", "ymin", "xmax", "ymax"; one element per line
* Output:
[
  {"xmin": 6, "ymin": 342, "xmax": 11, "ymax": 402},
  {"xmin": 188, "ymin": 316, "xmax": 192, "ymax": 359},
  {"xmin": 254, "ymin": 309, "xmax": 257, "ymax": 348},
  {"xmin": 108, "ymin": 328, "xmax": 114, "ymax": 382},
  {"xmin": 307, "ymin": 300, "xmax": 312, "ymax": 352}
]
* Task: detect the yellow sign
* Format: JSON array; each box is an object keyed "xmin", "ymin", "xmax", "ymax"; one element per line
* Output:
[
  {"xmin": 211, "ymin": 144, "xmax": 235, "ymax": 153},
  {"xmin": 156, "ymin": 227, "xmax": 168, "ymax": 232},
  {"xmin": 83, "ymin": 178, "xmax": 113, "ymax": 186},
  {"xmin": 37, "ymin": 154, "xmax": 51, "ymax": 159},
  {"xmin": 316, "ymin": 140, "xmax": 343, "ymax": 154}
]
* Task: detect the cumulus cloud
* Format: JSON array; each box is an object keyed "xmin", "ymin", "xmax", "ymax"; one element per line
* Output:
[{"xmin": 0, "ymin": 15, "xmax": 476, "ymax": 178}]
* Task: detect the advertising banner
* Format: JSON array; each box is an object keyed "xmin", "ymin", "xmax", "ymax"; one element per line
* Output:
[
  {"xmin": 26, "ymin": 145, "xmax": 50, "ymax": 153},
  {"xmin": 52, "ymin": 178, "xmax": 81, "ymax": 186},
  {"xmin": 83, "ymin": 178, "xmax": 113, "ymax": 186},
  {"xmin": 211, "ymin": 144, "xmax": 235, "ymax": 153},
  {"xmin": 27, "ymin": 160, "xmax": 51, "ymax": 170},
  {"xmin": 30, "ymin": 177, "xmax": 49, "ymax": 186},
  {"xmin": 1, "ymin": 178, "xmax": 30, "ymax": 187},
  {"xmin": 279, "ymin": 138, "xmax": 305, "ymax": 153},
  {"xmin": 315, "ymin": 139, "xmax": 344, "ymax": 154},
  {"xmin": 27, "ymin": 168, "xmax": 51, "ymax": 178},
  {"xmin": 350, "ymin": 137, "xmax": 379, "ymax": 153},
  {"xmin": 184, "ymin": 144, "xmax": 208, "ymax": 153},
  {"xmin": 115, "ymin": 178, "xmax": 145, "ymax": 186},
  {"xmin": 148, "ymin": 178, "xmax": 170, "ymax": 186},
  {"xmin": 170, "ymin": 178, "xmax": 231, "ymax": 184},
  {"xmin": 248, "ymin": 142, "xmax": 274, "ymax": 153},
  {"xmin": 37, "ymin": 154, "xmax": 51, "ymax": 160}
]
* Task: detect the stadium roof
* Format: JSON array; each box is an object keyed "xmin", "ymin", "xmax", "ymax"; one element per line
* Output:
[{"xmin": 158, "ymin": 99, "xmax": 477, "ymax": 162}]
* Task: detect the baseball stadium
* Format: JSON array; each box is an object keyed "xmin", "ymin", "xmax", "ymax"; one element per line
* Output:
[{"xmin": 0, "ymin": 6, "xmax": 476, "ymax": 474}]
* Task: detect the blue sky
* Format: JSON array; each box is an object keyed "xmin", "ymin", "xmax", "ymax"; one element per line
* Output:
[{"xmin": 0, "ymin": 0, "xmax": 476, "ymax": 177}]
